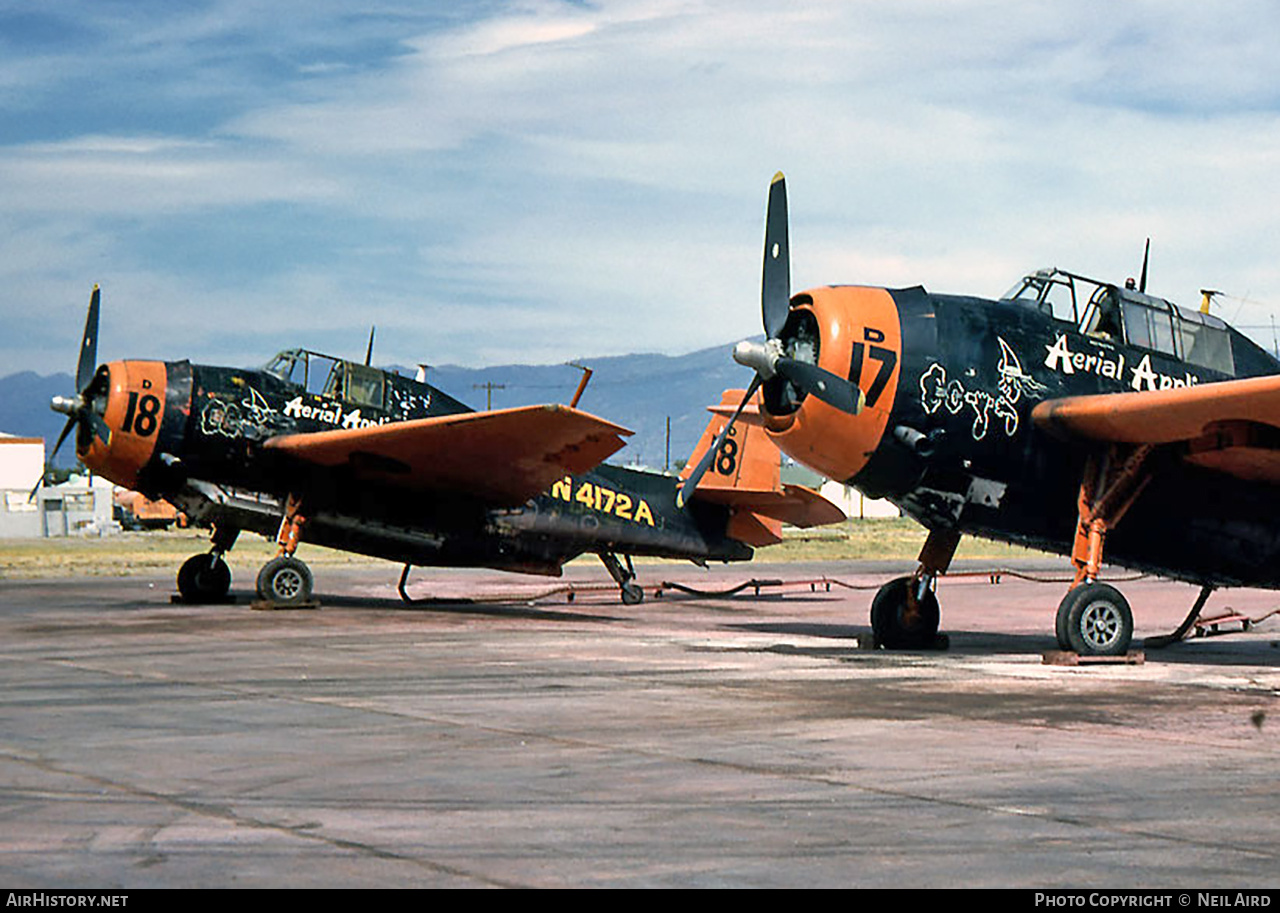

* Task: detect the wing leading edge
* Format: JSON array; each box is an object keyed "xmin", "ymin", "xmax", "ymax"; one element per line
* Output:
[
  {"xmin": 264, "ymin": 404, "xmax": 632, "ymax": 506},
  {"xmin": 1031, "ymin": 374, "xmax": 1280, "ymax": 483}
]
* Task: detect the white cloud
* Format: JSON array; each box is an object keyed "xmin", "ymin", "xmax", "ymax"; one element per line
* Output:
[{"xmin": 4, "ymin": 0, "xmax": 1280, "ymax": 375}]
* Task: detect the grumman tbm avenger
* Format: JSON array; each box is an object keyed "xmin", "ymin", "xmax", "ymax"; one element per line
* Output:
[
  {"xmin": 681, "ymin": 172, "xmax": 1280, "ymax": 656},
  {"xmin": 46, "ymin": 287, "xmax": 842, "ymax": 606}
]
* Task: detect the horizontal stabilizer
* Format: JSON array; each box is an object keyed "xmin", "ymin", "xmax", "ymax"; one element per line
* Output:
[
  {"xmin": 694, "ymin": 482, "xmax": 847, "ymax": 528},
  {"xmin": 726, "ymin": 511, "xmax": 783, "ymax": 548}
]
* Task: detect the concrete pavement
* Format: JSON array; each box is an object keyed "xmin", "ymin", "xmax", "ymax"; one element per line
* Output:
[{"xmin": 1, "ymin": 560, "xmax": 1278, "ymax": 888}]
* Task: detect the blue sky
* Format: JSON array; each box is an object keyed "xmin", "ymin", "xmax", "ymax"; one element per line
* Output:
[{"xmin": 5, "ymin": 0, "xmax": 1280, "ymax": 377}]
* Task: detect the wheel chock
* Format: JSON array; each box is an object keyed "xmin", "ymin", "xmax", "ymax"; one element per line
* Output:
[
  {"xmin": 250, "ymin": 599, "xmax": 321, "ymax": 611},
  {"xmin": 1042, "ymin": 650, "xmax": 1145, "ymax": 666}
]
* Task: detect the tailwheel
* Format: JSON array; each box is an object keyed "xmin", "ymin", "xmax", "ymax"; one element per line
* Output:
[
  {"xmin": 256, "ymin": 555, "xmax": 313, "ymax": 605},
  {"xmin": 1056, "ymin": 582, "xmax": 1132, "ymax": 656},
  {"xmin": 176, "ymin": 553, "xmax": 231, "ymax": 603},
  {"xmin": 599, "ymin": 551, "xmax": 644, "ymax": 605},
  {"xmin": 870, "ymin": 576, "xmax": 940, "ymax": 649}
]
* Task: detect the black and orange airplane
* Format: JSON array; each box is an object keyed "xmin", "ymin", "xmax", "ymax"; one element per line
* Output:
[
  {"xmin": 46, "ymin": 288, "xmax": 842, "ymax": 606},
  {"xmin": 683, "ymin": 172, "xmax": 1280, "ymax": 655}
]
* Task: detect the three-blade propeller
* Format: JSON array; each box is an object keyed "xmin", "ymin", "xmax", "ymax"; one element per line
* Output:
[
  {"xmin": 38, "ymin": 286, "xmax": 110, "ymax": 496},
  {"xmin": 677, "ymin": 173, "xmax": 865, "ymax": 508}
]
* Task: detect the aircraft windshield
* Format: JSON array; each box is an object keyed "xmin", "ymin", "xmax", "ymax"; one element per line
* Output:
[
  {"xmin": 1000, "ymin": 268, "xmax": 1104, "ymax": 325},
  {"xmin": 262, "ymin": 349, "xmax": 345, "ymax": 395},
  {"xmin": 311, "ymin": 356, "xmax": 342, "ymax": 397},
  {"xmin": 263, "ymin": 350, "xmax": 305, "ymax": 386}
]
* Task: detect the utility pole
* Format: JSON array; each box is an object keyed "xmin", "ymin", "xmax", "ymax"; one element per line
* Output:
[
  {"xmin": 473, "ymin": 382, "xmax": 506, "ymax": 410},
  {"xmin": 665, "ymin": 416, "xmax": 671, "ymax": 472}
]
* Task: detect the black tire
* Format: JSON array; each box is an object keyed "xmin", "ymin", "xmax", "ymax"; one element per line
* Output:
[
  {"xmin": 621, "ymin": 583, "xmax": 644, "ymax": 605},
  {"xmin": 256, "ymin": 556, "xmax": 313, "ymax": 605},
  {"xmin": 1054, "ymin": 589, "xmax": 1073, "ymax": 650},
  {"xmin": 176, "ymin": 554, "xmax": 231, "ymax": 603},
  {"xmin": 870, "ymin": 576, "xmax": 940, "ymax": 649},
  {"xmin": 1059, "ymin": 582, "xmax": 1132, "ymax": 656}
]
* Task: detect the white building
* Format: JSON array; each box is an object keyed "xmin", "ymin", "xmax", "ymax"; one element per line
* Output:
[
  {"xmin": 0, "ymin": 433, "xmax": 118, "ymax": 538},
  {"xmin": 818, "ymin": 480, "xmax": 902, "ymax": 520},
  {"xmin": 0, "ymin": 434, "xmax": 44, "ymax": 538},
  {"xmin": 38, "ymin": 474, "xmax": 117, "ymax": 537},
  {"xmin": 780, "ymin": 460, "xmax": 900, "ymax": 520}
]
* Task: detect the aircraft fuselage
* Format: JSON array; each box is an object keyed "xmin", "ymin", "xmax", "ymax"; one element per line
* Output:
[
  {"xmin": 76, "ymin": 353, "xmax": 751, "ymax": 577},
  {"xmin": 767, "ymin": 281, "xmax": 1280, "ymax": 589}
]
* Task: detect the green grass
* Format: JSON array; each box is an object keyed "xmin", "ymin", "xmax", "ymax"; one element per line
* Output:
[
  {"xmin": 0, "ymin": 518, "xmax": 1044, "ymax": 579},
  {"xmin": 766, "ymin": 518, "xmax": 1042, "ymax": 563},
  {"xmin": 0, "ymin": 528, "xmax": 385, "ymax": 579}
]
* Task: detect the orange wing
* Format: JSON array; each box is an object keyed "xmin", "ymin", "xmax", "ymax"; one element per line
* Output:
[
  {"xmin": 1031, "ymin": 374, "xmax": 1280, "ymax": 483},
  {"xmin": 264, "ymin": 404, "xmax": 632, "ymax": 506}
]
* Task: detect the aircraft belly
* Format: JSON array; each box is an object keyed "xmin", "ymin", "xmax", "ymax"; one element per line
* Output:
[
  {"xmin": 171, "ymin": 479, "xmax": 571, "ymax": 571},
  {"xmin": 1102, "ymin": 467, "xmax": 1280, "ymax": 588},
  {"xmin": 498, "ymin": 496, "xmax": 750, "ymax": 562},
  {"xmin": 893, "ymin": 449, "xmax": 1280, "ymax": 589}
]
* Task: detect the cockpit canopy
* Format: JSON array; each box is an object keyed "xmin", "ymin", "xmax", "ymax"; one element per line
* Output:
[
  {"xmin": 1001, "ymin": 268, "xmax": 1234, "ymax": 374},
  {"xmin": 263, "ymin": 348, "xmax": 387, "ymax": 408}
]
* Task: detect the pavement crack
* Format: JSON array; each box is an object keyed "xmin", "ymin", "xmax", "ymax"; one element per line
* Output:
[{"xmin": 0, "ymin": 747, "xmax": 528, "ymax": 888}]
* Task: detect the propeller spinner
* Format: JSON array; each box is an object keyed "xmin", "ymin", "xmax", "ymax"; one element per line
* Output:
[{"xmin": 678, "ymin": 174, "xmax": 865, "ymax": 508}]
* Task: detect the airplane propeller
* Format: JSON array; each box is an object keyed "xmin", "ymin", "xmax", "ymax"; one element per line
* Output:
[
  {"xmin": 44, "ymin": 286, "xmax": 111, "ymax": 479},
  {"xmin": 677, "ymin": 173, "xmax": 865, "ymax": 508}
]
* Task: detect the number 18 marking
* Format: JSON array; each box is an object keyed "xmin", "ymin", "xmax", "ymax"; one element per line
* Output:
[{"xmin": 122, "ymin": 392, "xmax": 161, "ymax": 437}]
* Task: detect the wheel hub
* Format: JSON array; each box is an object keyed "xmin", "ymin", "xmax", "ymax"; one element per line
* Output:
[
  {"xmin": 271, "ymin": 568, "xmax": 304, "ymax": 600},
  {"xmin": 1080, "ymin": 600, "xmax": 1123, "ymax": 651}
]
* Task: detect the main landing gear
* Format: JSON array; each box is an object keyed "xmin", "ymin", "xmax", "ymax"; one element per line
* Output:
[
  {"xmin": 869, "ymin": 447, "xmax": 1177, "ymax": 657},
  {"xmin": 1053, "ymin": 445, "xmax": 1153, "ymax": 656},
  {"xmin": 174, "ymin": 496, "xmax": 316, "ymax": 606},
  {"xmin": 176, "ymin": 524, "xmax": 237, "ymax": 603},
  {"xmin": 599, "ymin": 551, "xmax": 644, "ymax": 605},
  {"xmin": 256, "ymin": 494, "xmax": 314, "ymax": 606},
  {"xmin": 870, "ymin": 528, "xmax": 957, "ymax": 649}
]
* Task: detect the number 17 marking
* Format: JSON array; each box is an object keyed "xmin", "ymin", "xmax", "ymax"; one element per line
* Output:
[{"xmin": 848, "ymin": 328, "xmax": 897, "ymax": 408}]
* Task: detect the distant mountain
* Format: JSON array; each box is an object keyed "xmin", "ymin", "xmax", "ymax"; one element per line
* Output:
[
  {"xmin": 422, "ymin": 344, "xmax": 750, "ymax": 470},
  {"xmin": 0, "ymin": 343, "xmax": 753, "ymax": 471},
  {"xmin": 0, "ymin": 371, "xmax": 77, "ymax": 467}
]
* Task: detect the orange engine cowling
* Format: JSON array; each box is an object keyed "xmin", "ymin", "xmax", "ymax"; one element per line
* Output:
[
  {"xmin": 763, "ymin": 286, "xmax": 902, "ymax": 483},
  {"xmin": 78, "ymin": 360, "xmax": 169, "ymax": 490}
]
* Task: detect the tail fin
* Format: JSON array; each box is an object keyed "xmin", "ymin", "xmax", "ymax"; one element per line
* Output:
[{"xmin": 680, "ymin": 389, "xmax": 846, "ymax": 546}]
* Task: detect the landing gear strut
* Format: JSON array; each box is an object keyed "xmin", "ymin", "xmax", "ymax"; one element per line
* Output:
[
  {"xmin": 1054, "ymin": 445, "xmax": 1152, "ymax": 656},
  {"xmin": 599, "ymin": 551, "xmax": 644, "ymax": 605},
  {"xmin": 870, "ymin": 528, "xmax": 956, "ymax": 649},
  {"xmin": 256, "ymin": 494, "xmax": 314, "ymax": 605},
  {"xmin": 176, "ymin": 524, "xmax": 238, "ymax": 603}
]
